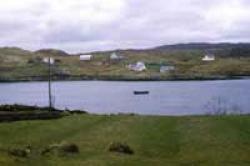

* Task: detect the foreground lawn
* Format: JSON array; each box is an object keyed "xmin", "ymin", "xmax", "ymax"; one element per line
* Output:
[{"xmin": 0, "ymin": 114, "xmax": 249, "ymax": 166}]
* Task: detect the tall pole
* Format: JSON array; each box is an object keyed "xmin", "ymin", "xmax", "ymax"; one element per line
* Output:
[{"xmin": 48, "ymin": 55, "xmax": 52, "ymax": 111}]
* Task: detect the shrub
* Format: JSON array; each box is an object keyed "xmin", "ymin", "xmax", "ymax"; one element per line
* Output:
[
  {"xmin": 204, "ymin": 96, "xmax": 243, "ymax": 115},
  {"xmin": 8, "ymin": 147, "xmax": 30, "ymax": 158},
  {"xmin": 41, "ymin": 142, "xmax": 79, "ymax": 156},
  {"xmin": 108, "ymin": 142, "xmax": 134, "ymax": 155},
  {"xmin": 68, "ymin": 110, "xmax": 88, "ymax": 115},
  {"xmin": 60, "ymin": 143, "xmax": 79, "ymax": 153}
]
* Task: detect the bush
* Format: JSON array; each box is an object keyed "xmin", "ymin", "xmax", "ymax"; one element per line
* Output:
[
  {"xmin": 108, "ymin": 142, "xmax": 134, "ymax": 155},
  {"xmin": 60, "ymin": 143, "xmax": 79, "ymax": 153},
  {"xmin": 204, "ymin": 96, "xmax": 243, "ymax": 115},
  {"xmin": 68, "ymin": 110, "xmax": 88, "ymax": 115},
  {"xmin": 9, "ymin": 148, "xmax": 29, "ymax": 158},
  {"xmin": 41, "ymin": 142, "xmax": 79, "ymax": 156}
]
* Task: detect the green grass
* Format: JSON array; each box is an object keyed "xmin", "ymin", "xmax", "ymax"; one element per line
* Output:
[{"xmin": 0, "ymin": 115, "xmax": 249, "ymax": 165}]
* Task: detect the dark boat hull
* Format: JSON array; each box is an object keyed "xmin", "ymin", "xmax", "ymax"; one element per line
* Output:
[{"xmin": 133, "ymin": 91, "xmax": 149, "ymax": 95}]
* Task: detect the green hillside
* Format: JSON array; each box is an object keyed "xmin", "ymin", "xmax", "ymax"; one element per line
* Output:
[{"xmin": 1, "ymin": 43, "xmax": 250, "ymax": 81}]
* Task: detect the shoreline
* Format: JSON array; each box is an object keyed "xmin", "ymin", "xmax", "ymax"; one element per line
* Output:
[
  {"xmin": 0, "ymin": 104, "xmax": 87, "ymax": 122},
  {"xmin": 0, "ymin": 104, "xmax": 249, "ymax": 117},
  {"xmin": 0, "ymin": 75, "xmax": 249, "ymax": 83}
]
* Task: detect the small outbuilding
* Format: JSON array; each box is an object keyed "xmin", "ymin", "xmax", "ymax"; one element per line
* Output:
[
  {"xmin": 43, "ymin": 57, "xmax": 55, "ymax": 65},
  {"xmin": 160, "ymin": 65, "xmax": 175, "ymax": 73},
  {"xmin": 127, "ymin": 61, "xmax": 146, "ymax": 72},
  {"xmin": 202, "ymin": 53, "xmax": 215, "ymax": 61},
  {"xmin": 80, "ymin": 54, "xmax": 92, "ymax": 61},
  {"xmin": 110, "ymin": 52, "xmax": 124, "ymax": 61},
  {"xmin": 110, "ymin": 53, "xmax": 119, "ymax": 60}
]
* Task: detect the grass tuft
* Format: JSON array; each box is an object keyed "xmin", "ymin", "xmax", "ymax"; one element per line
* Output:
[
  {"xmin": 41, "ymin": 142, "xmax": 79, "ymax": 156},
  {"xmin": 108, "ymin": 142, "xmax": 134, "ymax": 155},
  {"xmin": 8, "ymin": 146, "xmax": 31, "ymax": 158}
]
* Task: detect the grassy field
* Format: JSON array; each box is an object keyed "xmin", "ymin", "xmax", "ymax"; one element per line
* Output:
[{"xmin": 0, "ymin": 114, "xmax": 249, "ymax": 166}]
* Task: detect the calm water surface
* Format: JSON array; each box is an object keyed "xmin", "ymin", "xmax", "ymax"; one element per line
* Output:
[{"xmin": 0, "ymin": 80, "xmax": 250, "ymax": 115}]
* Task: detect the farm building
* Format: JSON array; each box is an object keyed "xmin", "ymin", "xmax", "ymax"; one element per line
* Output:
[
  {"xmin": 202, "ymin": 53, "xmax": 215, "ymax": 61},
  {"xmin": 127, "ymin": 61, "xmax": 146, "ymax": 72},
  {"xmin": 110, "ymin": 52, "xmax": 124, "ymax": 60},
  {"xmin": 160, "ymin": 65, "xmax": 175, "ymax": 73},
  {"xmin": 80, "ymin": 54, "xmax": 92, "ymax": 61},
  {"xmin": 42, "ymin": 57, "xmax": 55, "ymax": 65}
]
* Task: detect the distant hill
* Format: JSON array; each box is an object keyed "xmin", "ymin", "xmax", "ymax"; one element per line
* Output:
[
  {"xmin": 35, "ymin": 49, "xmax": 70, "ymax": 56},
  {"xmin": 1, "ymin": 43, "xmax": 250, "ymax": 57},
  {"xmin": 0, "ymin": 47, "xmax": 32, "ymax": 56},
  {"xmin": 154, "ymin": 43, "xmax": 250, "ymax": 51},
  {"xmin": 79, "ymin": 43, "xmax": 250, "ymax": 57},
  {"xmin": 1, "ymin": 42, "xmax": 250, "ymax": 81}
]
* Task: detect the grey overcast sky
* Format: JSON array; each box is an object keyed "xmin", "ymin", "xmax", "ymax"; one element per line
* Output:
[{"xmin": 0, "ymin": 0, "xmax": 250, "ymax": 53}]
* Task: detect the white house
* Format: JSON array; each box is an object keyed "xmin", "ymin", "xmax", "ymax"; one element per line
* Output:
[
  {"xmin": 160, "ymin": 65, "xmax": 175, "ymax": 73},
  {"xmin": 110, "ymin": 53, "xmax": 119, "ymax": 60},
  {"xmin": 127, "ymin": 61, "xmax": 146, "ymax": 72},
  {"xmin": 202, "ymin": 54, "xmax": 215, "ymax": 61},
  {"xmin": 80, "ymin": 54, "xmax": 92, "ymax": 61},
  {"xmin": 110, "ymin": 52, "xmax": 124, "ymax": 60},
  {"xmin": 43, "ymin": 57, "xmax": 55, "ymax": 65}
]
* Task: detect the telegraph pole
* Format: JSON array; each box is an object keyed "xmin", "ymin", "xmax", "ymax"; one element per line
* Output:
[{"xmin": 48, "ymin": 55, "xmax": 52, "ymax": 111}]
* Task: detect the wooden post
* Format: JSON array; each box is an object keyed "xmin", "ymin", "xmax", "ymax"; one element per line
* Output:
[{"xmin": 48, "ymin": 56, "xmax": 52, "ymax": 111}]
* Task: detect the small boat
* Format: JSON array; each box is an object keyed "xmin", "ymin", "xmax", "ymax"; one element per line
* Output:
[{"xmin": 133, "ymin": 91, "xmax": 149, "ymax": 95}]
